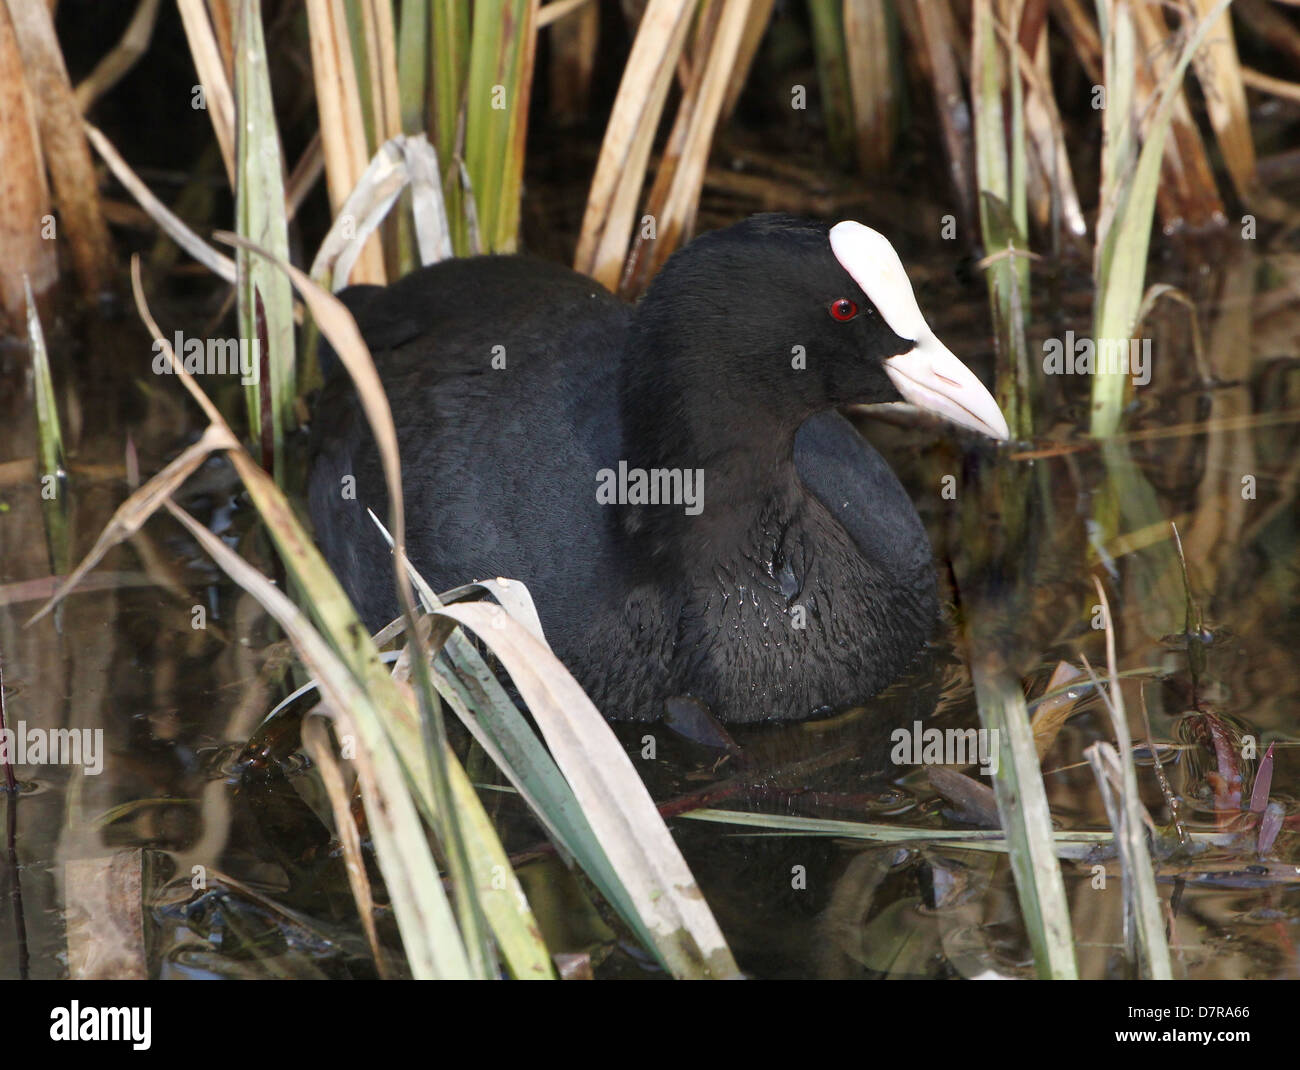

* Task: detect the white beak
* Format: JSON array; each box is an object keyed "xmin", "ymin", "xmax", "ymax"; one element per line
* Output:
[
  {"xmin": 883, "ymin": 337, "xmax": 1010, "ymax": 441},
  {"xmin": 829, "ymin": 220, "xmax": 1010, "ymax": 441}
]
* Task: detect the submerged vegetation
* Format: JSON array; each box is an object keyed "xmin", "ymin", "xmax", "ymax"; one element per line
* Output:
[{"xmin": 0, "ymin": 0, "xmax": 1298, "ymax": 980}]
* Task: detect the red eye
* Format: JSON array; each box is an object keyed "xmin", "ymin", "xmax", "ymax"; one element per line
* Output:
[{"xmin": 829, "ymin": 298, "xmax": 858, "ymax": 322}]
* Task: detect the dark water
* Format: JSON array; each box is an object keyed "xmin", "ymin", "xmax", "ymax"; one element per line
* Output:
[{"xmin": 1, "ymin": 232, "xmax": 1297, "ymax": 980}]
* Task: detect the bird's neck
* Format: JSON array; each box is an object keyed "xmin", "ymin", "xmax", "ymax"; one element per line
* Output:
[
  {"xmin": 615, "ymin": 364, "xmax": 800, "ymax": 561},
  {"xmin": 619, "ymin": 311, "xmax": 805, "ymax": 474}
]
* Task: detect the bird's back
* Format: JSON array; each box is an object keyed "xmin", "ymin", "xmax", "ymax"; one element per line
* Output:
[{"xmin": 308, "ymin": 256, "xmax": 632, "ymax": 635}]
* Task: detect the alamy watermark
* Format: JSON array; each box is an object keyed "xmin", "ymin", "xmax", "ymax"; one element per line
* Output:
[
  {"xmin": 1042, "ymin": 331, "xmax": 1151, "ymax": 386},
  {"xmin": 50, "ymin": 1002, "xmax": 150, "ymax": 1049},
  {"xmin": 596, "ymin": 461, "xmax": 704, "ymax": 516},
  {"xmin": 890, "ymin": 721, "xmax": 1000, "ymax": 776},
  {"xmin": 0, "ymin": 723, "xmax": 104, "ymax": 775},
  {"xmin": 152, "ymin": 331, "xmax": 260, "ymax": 385}
]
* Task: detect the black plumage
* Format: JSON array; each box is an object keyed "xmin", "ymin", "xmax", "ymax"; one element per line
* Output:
[{"xmin": 308, "ymin": 215, "xmax": 973, "ymax": 723}]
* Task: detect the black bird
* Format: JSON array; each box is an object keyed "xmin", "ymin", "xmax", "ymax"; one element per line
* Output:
[{"xmin": 308, "ymin": 215, "xmax": 1008, "ymax": 724}]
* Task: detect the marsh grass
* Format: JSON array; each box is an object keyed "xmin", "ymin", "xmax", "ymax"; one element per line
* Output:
[
  {"xmin": 23, "ymin": 282, "xmax": 69, "ymax": 586},
  {"xmin": 1090, "ymin": 0, "xmax": 1236, "ymax": 438},
  {"xmin": 233, "ymin": 0, "xmax": 295, "ymax": 478},
  {"xmin": 8, "ymin": 0, "xmax": 1298, "ymax": 980},
  {"xmin": 1081, "ymin": 580, "xmax": 1171, "ymax": 980},
  {"xmin": 27, "ymin": 248, "xmax": 739, "ymax": 979}
]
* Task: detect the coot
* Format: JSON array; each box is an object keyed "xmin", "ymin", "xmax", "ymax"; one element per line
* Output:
[{"xmin": 308, "ymin": 215, "xmax": 1007, "ymax": 723}]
